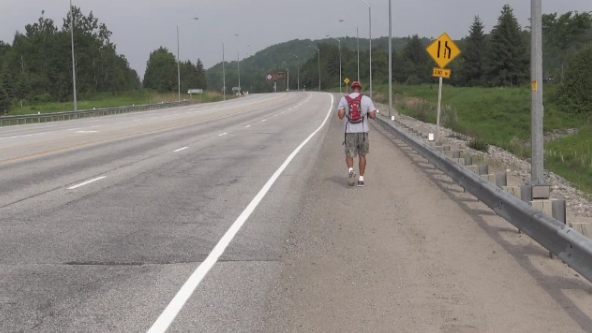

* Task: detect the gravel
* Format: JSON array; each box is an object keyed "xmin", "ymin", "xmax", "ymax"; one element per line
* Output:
[{"xmin": 376, "ymin": 103, "xmax": 592, "ymax": 223}]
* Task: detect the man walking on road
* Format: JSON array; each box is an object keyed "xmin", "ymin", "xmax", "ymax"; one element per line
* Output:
[{"xmin": 338, "ymin": 81, "xmax": 377, "ymax": 187}]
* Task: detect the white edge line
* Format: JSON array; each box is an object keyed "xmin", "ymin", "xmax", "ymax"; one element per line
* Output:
[
  {"xmin": 245, "ymin": 125, "xmax": 251, "ymax": 128},
  {"xmin": 219, "ymin": 133, "xmax": 228, "ymax": 137},
  {"xmin": 67, "ymin": 176, "xmax": 107, "ymax": 190},
  {"xmin": 174, "ymin": 147, "xmax": 189, "ymax": 153},
  {"xmin": 146, "ymin": 93, "xmax": 334, "ymax": 333},
  {"xmin": 261, "ymin": 119, "xmax": 266, "ymax": 122}
]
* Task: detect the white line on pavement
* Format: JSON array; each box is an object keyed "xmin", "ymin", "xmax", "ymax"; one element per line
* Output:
[
  {"xmin": 2, "ymin": 132, "xmax": 51, "ymax": 140},
  {"xmin": 245, "ymin": 125, "xmax": 251, "ymax": 128},
  {"xmin": 261, "ymin": 119, "xmax": 266, "ymax": 122},
  {"xmin": 67, "ymin": 176, "xmax": 107, "ymax": 190},
  {"xmin": 219, "ymin": 133, "xmax": 228, "ymax": 137},
  {"xmin": 174, "ymin": 147, "xmax": 189, "ymax": 153},
  {"xmin": 147, "ymin": 93, "xmax": 335, "ymax": 333}
]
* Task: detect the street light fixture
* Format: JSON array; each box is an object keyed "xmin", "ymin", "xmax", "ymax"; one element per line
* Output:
[
  {"xmin": 308, "ymin": 46, "xmax": 321, "ymax": 92},
  {"xmin": 340, "ymin": 19, "xmax": 360, "ymax": 82},
  {"xmin": 288, "ymin": 53, "xmax": 300, "ymax": 91},
  {"xmin": 177, "ymin": 17, "xmax": 198, "ymax": 101},
  {"xmin": 358, "ymin": 0, "xmax": 372, "ymax": 99},
  {"xmin": 327, "ymin": 35, "xmax": 342, "ymax": 94}
]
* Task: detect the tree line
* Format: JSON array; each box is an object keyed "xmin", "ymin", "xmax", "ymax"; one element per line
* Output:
[
  {"xmin": 0, "ymin": 7, "xmax": 141, "ymax": 111},
  {"xmin": 143, "ymin": 47, "xmax": 207, "ymax": 94},
  {"xmin": 298, "ymin": 5, "xmax": 591, "ymax": 89},
  {"xmin": 295, "ymin": 5, "xmax": 592, "ymax": 113},
  {"xmin": 0, "ymin": 7, "xmax": 209, "ymax": 113}
]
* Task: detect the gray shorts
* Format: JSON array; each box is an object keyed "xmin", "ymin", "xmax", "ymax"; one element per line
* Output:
[{"xmin": 345, "ymin": 133, "xmax": 369, "ymax": 158}]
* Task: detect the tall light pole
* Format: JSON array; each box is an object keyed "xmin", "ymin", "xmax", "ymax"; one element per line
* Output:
[
  {"xmin": 308, "ymin": 46, "xmax": 321, "ymax": 91},
  {"xmin": 531, "ymin": 0, "xmax": 545, "ymax": 185},
  {"xmin": 340, "ymin": 19, "xmax": 360, "ymax": 82},
  {"xmin": 327, "ymin": 35, "xmax": 342, "ymax": 94},
  {"xmin": 286, "ymin": 68, "xmax": 290, "ymax": 91},
  {"xmin": 234, "ymin": 34, "xmax": 242, "ymax": 95},
  {"xmin": 359, "ymin": 0, "xmax": 372, "ymax": 99},
  {"xmin": 289, "ymin": 53, "xmax": 300, "ymax": 91},
  {"xmin": 222, "ymin": 40, "xmax": 226, "ymax": 101},
  {"xmin": 177, "ymin": 17, "xmax": 198, "ymax": 101},
  {"xmin": 69, "ymin": 0, "xmax": 78, "ymax": 111},
  {"xmin": 388, "ymin": 0, "xmax": 393, "ymax": 118}
]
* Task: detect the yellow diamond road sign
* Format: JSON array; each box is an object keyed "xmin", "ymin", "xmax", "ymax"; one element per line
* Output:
[
  {"xmin": 344, "ymin": 78, "xmax": 350, "ymax": 85},
  {"xmin": 427, "ymin": 33, "xmax": 461, "ymax": 69}
]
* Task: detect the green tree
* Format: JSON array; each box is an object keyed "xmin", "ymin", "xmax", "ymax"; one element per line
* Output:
[
  {"xmin": 559, "ymin": 46, "xmax": 592, "ymax": 115},
  {"xmin": 143, "ymin": 47, "xmax": 177, "ymax": 92},
  {"xmin": 485, "ymin": 4, "xmax": 529, "ymax": 87},
  {"xmin": 460, "ymin": 16, "xmax": 487, "ymax": 86},
  {"xmin": 543, "ymin": 11, "xmax": 592, "ymax": 82},
  {"xmin": 402, "ymin": 35, "xmax": 430, "ymax": 83},
  {"xmin": 0, "ymin": 86, "xmax": 10, "ymax": 113}
]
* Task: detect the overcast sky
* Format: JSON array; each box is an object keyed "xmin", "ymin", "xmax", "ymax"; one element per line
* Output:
[{"xmin": 1, "ymin": 0, "xmax": 590, "ymax": 77}]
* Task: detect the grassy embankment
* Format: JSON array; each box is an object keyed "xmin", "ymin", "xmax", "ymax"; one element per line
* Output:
[
  {"xmin": 6, "ymin": 90, "xmax": 230, "ymax": 116},
  {"xmin": 371, "ymin": 84, "xmax": 592, "ymax": 194}
]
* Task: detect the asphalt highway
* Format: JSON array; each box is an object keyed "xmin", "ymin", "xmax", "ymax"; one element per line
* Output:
[{"xmin": 1, "ymin": 92, "xmax": 591, "ymax": 332}]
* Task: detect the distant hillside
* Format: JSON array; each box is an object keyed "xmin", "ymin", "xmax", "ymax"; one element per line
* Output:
[{"xmin": 206, "ymin": 36, "xmax": 431, "ymax": 93}]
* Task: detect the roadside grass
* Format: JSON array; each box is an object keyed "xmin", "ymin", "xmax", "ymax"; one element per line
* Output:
[
  {"xmin": 546, "ymin": 125, "xmax": 592, "ymax": 195},
  {"xmin": 372, "ymin": 83, "xmax": 592, "ymax": 193},
  {"xmin": 5, "ymin": 90, "xmax": 230, "ymax": 116}
]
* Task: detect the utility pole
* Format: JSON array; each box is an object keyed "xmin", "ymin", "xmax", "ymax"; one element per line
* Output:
[
  {"xmin": 388, "ymin": 0, "xmax": 393, "ymax": 118},
  {"xmin": 327, "ymin": 36, "xmax": 342, "ymax": 94},
  {"xmin": 289, "ymin": 53, "xmax": 300, "ymax": 91},
  {"xmin": 309, "ymin": 46, "xmax": 321, "ymax": 91},
  {"xmin": 176, "ymin": 17, "xmax": 198, "ymax": 101},
  {"xmin": 69, "ymin": 0, "xmax": 77, "ymax": 111},
  {"xmin": 531, "ymin": 0, "xmax": 545, "ymax": 185},
  {"xmin": 359, "ymin": 0, "xmax": 372, "ymax": 99},
  {"xmin": 339, "ymin": 20, "xmax": 360, "ymax": 82},
  {"xmin": 222, "ymin": 40, "xmax": 226, "ymax": 101}
]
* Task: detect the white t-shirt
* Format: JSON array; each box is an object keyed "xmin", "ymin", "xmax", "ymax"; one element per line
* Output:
[{"xmin": 338, "ymin": 93, "xmax": 376, "ymax": 133}]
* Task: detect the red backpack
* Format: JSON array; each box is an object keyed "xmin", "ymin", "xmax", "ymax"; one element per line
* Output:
[{"xmin": 345, "ymin": 94, "xmax": 364, "ymax": 123}]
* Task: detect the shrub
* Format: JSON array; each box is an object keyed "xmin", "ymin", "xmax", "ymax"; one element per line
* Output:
[{"xmin": 559, "ymin": 46, "xmax": 592, "ymax": 115}]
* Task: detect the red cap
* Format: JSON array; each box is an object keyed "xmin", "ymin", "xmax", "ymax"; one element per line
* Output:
[{"xmin": 351, "ymin": 81, "xmax": 362, "ymax": 89}]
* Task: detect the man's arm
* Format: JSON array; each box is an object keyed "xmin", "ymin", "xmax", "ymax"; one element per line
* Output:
[
  {"xmin": 338, "ymin": 97, "xmax": 346, "ymax": 119},
  {"xmin": 367, "ymin": 98, "xmax": 377, "ymax": 119}
]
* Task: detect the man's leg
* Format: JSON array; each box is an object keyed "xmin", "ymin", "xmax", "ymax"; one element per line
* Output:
[
  {"xmin": 347, "ymin": 157, "xmax": 354, "ymax": 169},
  {"xmin": 345, "ymin": 134, "xmax": 358, "ymax": 186},
  {"xmin": 357, "ymin": 133, "xmax": 369, "ymax": 186},
  {"xmin": 359, "ymin": 155, "xmax": 366, "ymax": 176}
]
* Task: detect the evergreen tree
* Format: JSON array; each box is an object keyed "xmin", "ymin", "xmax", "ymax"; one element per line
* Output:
[
  {"xmin": 402, "ymin": 35, "xmax": 430, "ymax": 83},
  {"xmin": 143, "ymin": 47, "xmax": 177, "ymax": 92},
  {"xmin": 460, "ymin": 16, "xmax": 487, "ymax": 86},
  {"xmin": 559, "ymin": 46, "xmax": 592, "ymax": 115},
  {"xmin": 196, "ymin": 59, "xmax": 207, "ymax": 90},
  {"xmin": 0, "ymin": 85, "xmax": 10, "ymax": 113},
  {"xmin": 485, "ymin": 5, "xmax": 529, "ymax": 87},
  {"xmin": 543, "ymin": 11, "xmax": 592, "ymax": 82}
]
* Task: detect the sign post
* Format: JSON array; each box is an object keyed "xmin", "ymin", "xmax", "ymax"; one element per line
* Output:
[
  {"xmin": 344, "ymin": 78, "xmax": 350, "ymax": 91},
  {"xmin": 426, "ymin": 33, "xmax": 461, "ymax": 143},
  {"xmin": 267, "ymin": 72, "xmax": 286, "ymax": 93}
]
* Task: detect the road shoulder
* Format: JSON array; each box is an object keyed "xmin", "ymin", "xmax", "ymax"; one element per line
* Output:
[{"xmin": 260, "ymin": 116, "xmax": 592, "ymax": 333}]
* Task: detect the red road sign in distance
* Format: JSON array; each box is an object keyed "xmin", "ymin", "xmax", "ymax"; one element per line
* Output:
[{"xmin": 266, "ymin": 72, "xmax": 286, "ymax": 81}]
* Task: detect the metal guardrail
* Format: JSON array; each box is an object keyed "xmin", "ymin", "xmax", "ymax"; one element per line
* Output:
[
  {"xmin": 375, "ymin": 115, "xmax": 592, "ymax": 284},
  {"xmin": 0, "ymin": 101, "xmax": 191, "ymax": 127}
]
